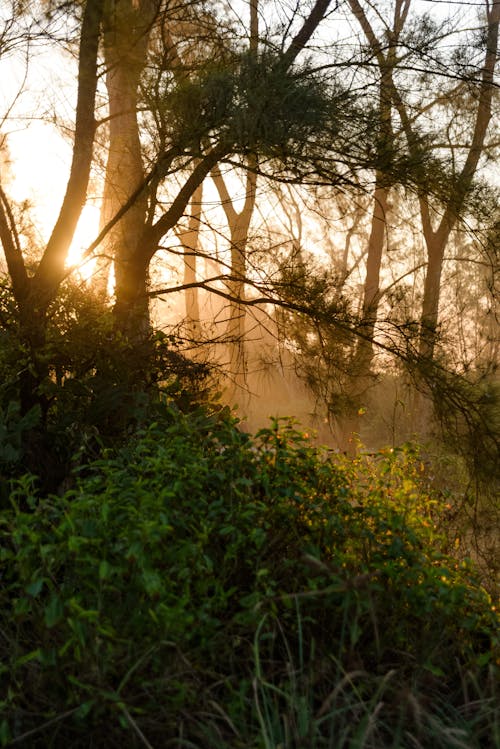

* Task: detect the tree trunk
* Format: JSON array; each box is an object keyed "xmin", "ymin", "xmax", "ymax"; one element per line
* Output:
[
  {"xmin": 338, "ymin": 0, "xmax": 412, "ymax": 451},
  {"xmin": 100, "ymin": 0, "xmax": 156, "ymax": 321},
  {"xmin": 226, "ymin": 207, "xmax": 252, "ymax": 384},
  {"xmin": 212, "ymin": 160, "xmax": 257, "ymax": 392},
  {"xmin": 213, "ymin": 0, "xmax": 260, "ymax": 393},
  {"xmin": 112, "ymin": 251, "xmax": 151, "ymax": 339},
  {"xmin": 33, "ymin": 0, "xmax": 104, "ymax": 309},
  {"xmin": 180, "ymin": 180, "xmax": 203, "ymax": 339},
  {"xmin": 355, "ymin": 180, "xmax": 390, "ymax": 372},
  {"xmin": 335, "ymin": 180, "xmax": 389, "ymax": 454},
  {"xmin": 417, "ymin": 202, "xmax": 450, "ymax": 359}
]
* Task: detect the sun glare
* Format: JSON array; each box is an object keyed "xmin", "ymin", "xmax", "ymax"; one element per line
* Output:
[{"xmin": 66, "ymin": 203, "xmax": 101, "ymax": 283}]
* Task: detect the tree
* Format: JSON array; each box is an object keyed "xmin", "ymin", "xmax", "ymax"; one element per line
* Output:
[
  {"xmin": 3, "ymin": 0, "xmax": 496, "ymax": 463},
  {"xmin": 388, "ymin": 0, "xmax": 500, "ymax": 360},
  {"xmin": 176, "ymin": 179, "xmax": 203, "ymax": 339},
  {"xmin": 84, "ymin": 0, "xmax": 340, "ymax": 343},
  {"xmin": 96, "ymin": 0, "xmax": 158, "ymax": 314},
  {"xmin": 328, "ymin": 0, "xmax": 412, "ymax": 450},
  {"xmin": 0, "ymin": 0, "xmax": 104, "ymax": 412}
]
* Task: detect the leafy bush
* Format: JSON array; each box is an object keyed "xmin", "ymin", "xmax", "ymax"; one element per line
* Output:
[
  {"xmin": 0, "ymin": 281, "xmax": 211, "ymax": 494},
  {"xmin": 0, "ymin": 412, "xmax": 497, "ymax": 747}
]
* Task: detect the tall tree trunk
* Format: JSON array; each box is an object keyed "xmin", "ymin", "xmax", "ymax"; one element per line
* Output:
[
  {"xmin": 380, "ymin": 1, "xmax": 499, "ymax": 439},
  {"xmin": 354, "ymin": 179, "xmax": 390, "ymax": 373},
  {"xmin": 417, "ymin": 199, "xmax": 451, "ymax": 359},
  {"xmin": 210, "ymin": 0, "xmax": 259, "ymax": 395},
  {"xmin": 100, "ymin": 0, "xmax": 157, "ymax": 326},
  {"xmin": 336, "ymin": 179, "xmax": 390, "ymax": 454},
  {"xmin": 178, "ymin": 180, "xmax": 203, "ymax": 339},
  {"xmin": 32, "ymin": 0, "xmax": 104, "ymax": 310},
  {"xmin": 112, "ymin": 250, "xmax": 151, "ymax": 338},
  {"xmin": 212, "ymin": 159, "xmax": 257, "ymax": 392},
  {"xmin": 340, "ymin": 0, "xmax": 410, "ymax": 450},
  {"xmin": 226, "ymin": 191, "xmax": 254, "ymax": 384}
]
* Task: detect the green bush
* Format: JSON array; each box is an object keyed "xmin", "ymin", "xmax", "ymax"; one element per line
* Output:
[
  {"xmin": 0, "ymin": 280, "xmax": 211, "ymax": 494},
  {"xmin": 0, "ymin": 411, "xmax": 498, "ymax": 747}
]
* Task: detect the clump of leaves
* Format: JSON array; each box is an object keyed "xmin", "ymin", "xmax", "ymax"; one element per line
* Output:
[
  {"xmin": 0, "ymin": 280, "xmax": 212, "ymax": 494},
  {"xmin": 0, "ymin": 413, "xmax": 497, "ymax": 747}
]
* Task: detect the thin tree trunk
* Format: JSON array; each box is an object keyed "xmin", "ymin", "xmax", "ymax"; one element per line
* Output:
[
  {"xmin": 337, "ymin": 0, "xmax": 411, "ymax": 451},
  {"xmin": 355, "ymin": 179, "xmax": 390, "ymax": 372},
  {"xmin": 180, "ymin": 180, "xmax": 203, "ymax": 339},
  {"xmin": 227, "ymin": 194, "xmax": 254, "ymax": 382},
  {"xmin": 336, "ymin": 180, "xmax": 389, "ymax": 454},
  {"xmin": 32, "ymin": 0, "xmax": 104, "ymax": 310},
  {"xmin": 417, "ymin": 198, "xmax": 451, "ymax": 358},
  {"xmin": 209, "ymin": 0, "xmax": 259, "ymax": 393},
  {"xmin": 211, "ymin": 158, "xmax": 257, "ymax": 389},
  {"xmin": 0, "ymin": 0, "xmax": 104, "ymax": 414}
]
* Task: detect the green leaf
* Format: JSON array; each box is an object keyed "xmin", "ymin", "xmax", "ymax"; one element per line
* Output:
[
  {"xmin": 99, "ymin": 560, "xmax": 111, "ymax": 580},
  {"xmin": 68, "ymin": 535, "xmax": 81, "ymax": 552},
  {"xmin": 75, "ymin": 700, "xmax": 94, "ymax": 720},
  {"xmin": 44, "ymin": 594, "xmax": 64, "ymax": 628},
  {"xmin": 0, "ymin": 719, "xmax": 11, "ymax": 747},
  {"xmin": 14, "ymin": 597, "xmax": 31, "ymax": 617},
  {"xmin": 142, "ymin": 569, "xmax": 162, "ymax": 597},
  {"xmin": 38, "ymin": 648, "xmax": 57, "ymax": 666},
  {"xmin": 476, "ymin": 652, "xmax": 491, "ymax": 667},
  {"xmin": 25, "ymin": 578, "xmax": 44, "ymax": 597},
  {"xmin": 15, "ymin": 648, "xmax": 42, "ymax": 667},
  {"xmin": 424, "ymin": 662, "xmax": 445, "ymax": 677}
]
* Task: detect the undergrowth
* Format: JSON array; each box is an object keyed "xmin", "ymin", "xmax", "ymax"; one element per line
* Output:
[{"xmin": 0, "ymin": 409, "xmax": 498, "ymax": 747}]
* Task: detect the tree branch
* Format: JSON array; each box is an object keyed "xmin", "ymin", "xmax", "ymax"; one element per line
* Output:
[
  {"xmin": 0, "ymin": 184, "xmax": 29, "ymax": 302},
  {"xmin": 144, "ymin": 144, "xmax": 229, "ymax": 257},
  {"xmin": 281, "ymin": 0, "xmax": 335, "ymax": 69}
]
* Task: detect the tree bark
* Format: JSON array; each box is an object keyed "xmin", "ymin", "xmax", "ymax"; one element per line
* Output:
[
  {"xmin": 212, "ymin": 160, "xmax": 257, "ymax": 387},
  {"xmin": 338, "ymin": 0, "xmax": 408, "ymax": 450},
  {"xmin": 99, "ymin": 0, "xmax": 157, "ymax": 314},
  {"xmin": 33, "ymin": 0, "xmax": 104, "ymax": 310},
  {"xmin": 178, "ymin": 180, "xmax": 203, "ymax": 339}
]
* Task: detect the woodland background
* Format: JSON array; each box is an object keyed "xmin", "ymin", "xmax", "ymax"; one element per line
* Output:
[{"xmin": 0, "ymin": 1, "xmax": 498, "ymax": 747}]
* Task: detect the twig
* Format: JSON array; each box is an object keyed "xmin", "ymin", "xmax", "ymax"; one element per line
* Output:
[
  {"xmin": 121, "ymin": 705, "xmax": 156, "ymax": 749},
  {"xmin": 10, "ymin": 707, "xmax": 79, "ymax": 745}
]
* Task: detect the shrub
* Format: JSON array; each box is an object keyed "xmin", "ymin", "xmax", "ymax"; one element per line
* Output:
[
  {"xmin": 0, "ymin": 280, "xmax": 212, "ymax": 494},
  {"xmin": 0, "ymin": 412, "xmax": 497, "ymax": 747}
]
